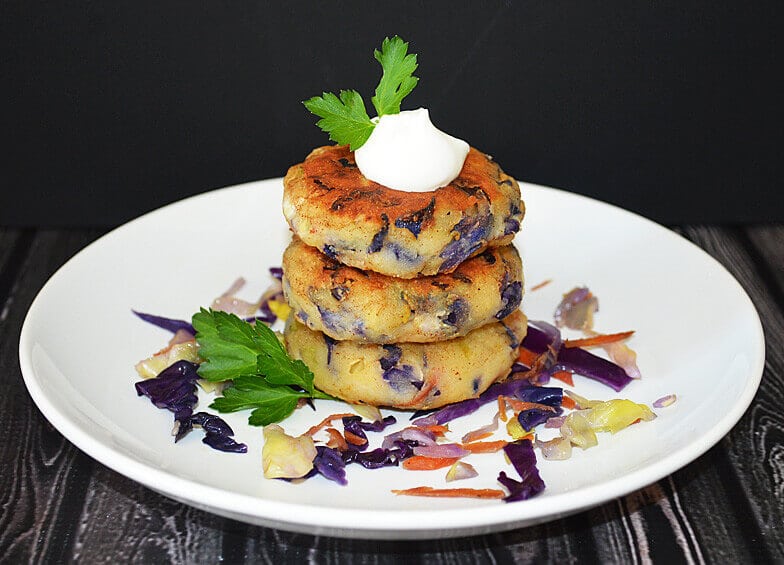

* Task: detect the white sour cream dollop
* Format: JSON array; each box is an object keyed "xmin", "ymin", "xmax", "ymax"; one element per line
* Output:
[{"xmin": 354, "ymin": 108, "xmax": 469, "ymax": 192}]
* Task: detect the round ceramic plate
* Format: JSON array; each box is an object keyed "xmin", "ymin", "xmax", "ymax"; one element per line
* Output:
[{"xmin": 19, "ymin": 180, "xmax": 764, "ymax": 539}]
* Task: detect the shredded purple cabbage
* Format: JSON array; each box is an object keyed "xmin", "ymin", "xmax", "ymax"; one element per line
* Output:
[
  {"xmin": 190, "ymin": 412, "xmax": 247, "ymax": 453},
  {"xmin": 498, "ymin": 439, "xmax": 545, "ymax": 502},
  {"xmin": 135, "ymin": 360, "xmax": 247, "ymax": 453},
  {"xmin": 553, "ymin": 346, "xmax": 633, "ymax": 392},
  {"xmin": 269, "ymin": 266, "xmax": 283, "ymax": 280},
  {"xmin": 523, "ymin": 323, "xmax": 633, "ymax": 392},
  {"xmin": 413, "ymin": 381, "xmax": 563, "ymax": 426},
  {"xmin": 312, "ymin": 446, "xmax": 348, "ymax": 485},
  {"xmin": 135, "ymin": 360, "xmax": 200, "ymax": 439},
  {"xmin": 133, "ymin": 310, "xmax": 195, "ymax": 334},
  {"xmin": 342, "ymin": 415, "xmax": 397, "ymax": 450},
  {"xmin": 133, "ymin": 309, "xmax": 273, "ymax": 333},
  {"xmin": 522, "ymin": 321, "xmax": 560, "ymax": 353},
  {"xmin": 517, "ymin": 406, "xmax": 563, "ymax": 432},
  {"xmin": 307, "ymin": 421, "xmax": 413, "ymax": 485},
  {"xmin": 343, "ymin": 439, "xmax": 416, "ymax": 469}
]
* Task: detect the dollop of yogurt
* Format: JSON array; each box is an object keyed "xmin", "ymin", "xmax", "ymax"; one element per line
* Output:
[{"xmin": 354, "ymin": 108, "xmax": 469, "ymax": 192}]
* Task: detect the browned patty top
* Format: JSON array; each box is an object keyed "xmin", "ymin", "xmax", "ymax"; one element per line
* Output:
[{"xmin": 289, "ymin": 144, "xmax": 520, "ymax": 230}]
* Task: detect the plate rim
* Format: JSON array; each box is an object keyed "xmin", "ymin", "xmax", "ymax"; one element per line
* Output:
[{"xmin": 18, "ymin": 179, "xmax": 766, "ymax": 537}]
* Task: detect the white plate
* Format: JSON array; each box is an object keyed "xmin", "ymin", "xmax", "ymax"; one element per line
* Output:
[{"xmin": 19, "ymin": 180, "xmax": 764, "ymax": 539}]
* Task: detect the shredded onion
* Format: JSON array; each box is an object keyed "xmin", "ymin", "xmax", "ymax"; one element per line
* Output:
[
  {"xmin": 445, "ymin": 461, "xmax": 478, "ymax": 482},
  {"xmin": 554, "ymin": 287, "xmax": 598, "ymax": 330},
  {"xmin": 535, "ymin": 436, "xmax": 573, "ymax": 460},
  {"xmin": 601, "ymin": 338, "xmax": 642, "ymax": 379},
  {"xmin": 653, "ymin": 394, "xmax": 677, "ymax": 408},
  {"xmin": 544, "ymin": 416, "xmax": 566, "ymax": 429},
  {"xmin": 461, "ymin": 412, "xmax": 501, "ymax": 443},
  {"xmin": 413, "ymin": 443, "xmax": 470, "ymax": 459},
  {"xmin": 564, "ymin": 390, "xmax": 601, "ymax": 409},
  {"xmin": 382, "ymin": 426, "xmax": 436, "ymax": 450},
  {"xmin": 212, "ymin": 277, "xmax": 263, "ymax": 317},
  {"xmin": 560, "ymin": 411, "xmax": 598, "ymax": 449}
]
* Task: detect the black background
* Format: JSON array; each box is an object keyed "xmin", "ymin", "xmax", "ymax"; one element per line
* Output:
[{"xmin": 3, "ymin": 1, "xmax": 782, "ymax": 227}]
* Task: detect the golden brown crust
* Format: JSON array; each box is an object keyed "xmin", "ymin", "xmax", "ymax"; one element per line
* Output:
[
  {"xmin": 282, "ymin": 145, "xmax": 523, "ymax": 278},
  {"xmin": 283, "ymin": 238, "xmax": 524, "ymax": 343}
]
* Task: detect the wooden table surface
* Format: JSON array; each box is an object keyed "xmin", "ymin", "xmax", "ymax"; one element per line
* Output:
[{"xmin": 1, "ymin": 225, "xmax": 782, "ymax": 563}]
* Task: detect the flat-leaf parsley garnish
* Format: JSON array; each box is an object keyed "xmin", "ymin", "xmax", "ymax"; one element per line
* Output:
[
  {"xmin": 303, "ymin": 36, "xmax": 419, "ymax": 151},
  {"xmin": 371, "ymin": 36, "xmax": 419, "ymax": 117},
  {"xmin": 192, "ymin": 308, "xmax": 333, "ymax": 426}
]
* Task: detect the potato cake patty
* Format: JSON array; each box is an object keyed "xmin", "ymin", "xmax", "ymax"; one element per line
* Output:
[
  {"xmin": 283, "ymin": 310, "xmax": 527, "ymax": 410},
  {"xmin": 282, "ymin": 145, "xmax": 523, "ymax": 278},
  {"xmin": 282, "ymin": 237, "xmax": 523, "ymax": 343}
]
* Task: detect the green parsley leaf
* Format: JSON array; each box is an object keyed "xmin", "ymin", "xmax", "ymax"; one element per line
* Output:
[
  {"xmin": 193, "ymin": 309, "xmax": 334, "ymax": 426},
  {"xmin": 210, "ymin": 376, "xmax": 306, "ymax": 426},
  {"xmin": 303, "ymin": 36, "xmax": 419, "ymax": 150},
  {"xmin": 371, "ymin": 36, "xmax": 419, "ymax": 117},
  {"xmin": 302, "ymin": 90, "xmax": 374, "ymax": 151},
  {"xmin": 192, "ymin": 308, "xmax": 258, "ymax": 382}
]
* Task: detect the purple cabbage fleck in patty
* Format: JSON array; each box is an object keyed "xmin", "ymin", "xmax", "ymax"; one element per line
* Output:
[
  {"xmin": 323, "ymin": 333, "xmax": 337, "ymax": 364},
  {"xmin": 442, "ymin": 298, "xmax": 469, "ymax": 328},
  {"xmin": 368, "ymin": 213, "xmax": 389, "ymax": 253},
  {"xmin": 322, "ymin": 244, "xmax": 339, "ymax": 260},
  {"xmin": 500, "ymin": 320, "xmax": 521, "ymax": 348},
  {"xmin": 394, "ymin": 197, "xmax": 435, "ymax": 238},
  {"xmin": 438, "ymin": 213, "xmax": 492, "ymax": 272},
  {"xmin": 330, "ymin": 285, "xmax": 349, "ymax": 301},
  {"xmin": 503, "ymin": 203, "xmax": 522, "ymax": 236},
  {"xmin": 496, "ymin": 275, "xmax": 522, "ymax": 320},
  {"xmin": 379, "ymin": 345, "xmax": 422, "ymax": 391},
  {"xmin": 386, "ymin": 241, "xmax": 420, "ymax": 266}
]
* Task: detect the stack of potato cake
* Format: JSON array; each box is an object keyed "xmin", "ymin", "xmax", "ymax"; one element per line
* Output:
[{"xmin": 281, "ymin": 145, "xmax": 526, "ymax": 410}]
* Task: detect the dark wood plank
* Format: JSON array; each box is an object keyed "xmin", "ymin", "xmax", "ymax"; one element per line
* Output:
[
  {"xmin": 0, "ymin": 230, "xmax": 105, "ymax": 563},
  {"xmin": 746, "ymin": 225, "xmax": 784, "ymax": 294},
  {"xmin": 0, "ymin": 228, "xmax": 35, "ymax": 320},
  {"xmin": 70, "ymin": 465, "xmax": 232, "ymax": 563},
  {"xmin": 678, "ymin": 225, "xmax": 784, "ymax": 562}
]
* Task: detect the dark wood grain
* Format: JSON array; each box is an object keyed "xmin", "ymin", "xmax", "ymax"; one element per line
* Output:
[
  {"xmin": 0, "ymin": 230, "xmax": 103, "ymax": 563},
  {"xmin": 1, "ymin": 226, "xmax": 782, "ymax": 564},
  {"xmin": 71, "ymin": 465, "xmax": 231, "ymax": 563},
  {"xmin": 679, "ymin": 226, "xmax": 784, "ymax": 563},
  {"xmin": 746, "ymin": 225, "xmax": 784, "ymax": 296}
]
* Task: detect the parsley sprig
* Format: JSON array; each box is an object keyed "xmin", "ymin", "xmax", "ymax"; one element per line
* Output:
[
  {"xmin": 192, "ymin": 309, "xmax": 333, "ymax": 426},
  {"xmin": 303, "ymin": 36, "xmax": 419, "ymax": 150}
]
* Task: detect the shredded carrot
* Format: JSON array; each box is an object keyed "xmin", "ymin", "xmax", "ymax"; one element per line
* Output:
[
  {"xmin": 498, "ymin": 396, "xmax": 508, "ymax": 422},
  {"xmin": 305, "ymin": 413, "xmax": 356, "ymax": 436},
  {"xmin": 462, "ymin": 431, "xmax": 494, "ymax": 443},
  {"xmin": 530, "ymin": 279, "xmax": 553, "ymax": 292},
  {"xmin": 505, "ymin": 398, "xmax": 556, "ymax": 413},
  {"xmin": 561, "ymin": 396, "xmax": 576, "ymax": 410},
  {"xmin": 461, "ymin": 440, "xmax": 508, "ymax": 453},
  {"xmin": 514, "ymin": 346, "xmax": 559, "ymax": 382},
  {"xmin": 344, "ymin": 430, "xmax": 368, "ymax": 446},
  {"xmin": 392, "ymin": 486, "xmax": 506, "ymax": 499},
  {"xmin": 402, "ymin": 456, "xmax": 460, "ymax": 470},
  {"xmin": 397, "ymin": 377, "xmax": 438, "ymax": 408},
  {"xmin": 551, "ymin": 370, "xmax": 574, "ymax": 387},
  {"xmin": 424, "ymin": 424, "xmax": 449, "ymax": 437},
  {"xmin": 564, "ymin": 330, "xmax": 635, "ymax": 349},
  {"xmin": 517, "ymin": 348, "xmax": 539, "ymax": 367},
  {"xmin": 324, "ymin": 427, "xmax": 348, "ymax": 451}
]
